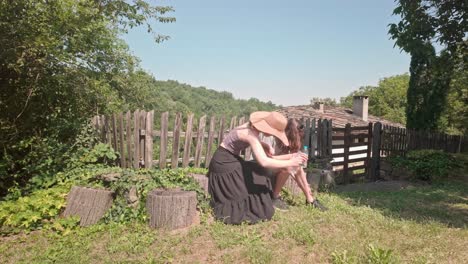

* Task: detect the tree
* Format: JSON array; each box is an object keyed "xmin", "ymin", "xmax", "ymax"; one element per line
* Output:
[
  {"xmin": 0, "ymin": 0, "xmax": 174, "ymax": 194},
  {"xmin": 341, "ymin": 74, "xmax": 409, "ymax": 125},
  {"xmin": 310, "ymin": 97, "xmax": 339, "ymax": 107},
  {"xmin": 388, "ymin": 0, "xmax": 467, "ymax": 130}
]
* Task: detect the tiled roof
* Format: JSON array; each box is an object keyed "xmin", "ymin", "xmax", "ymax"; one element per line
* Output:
[{"xmin": 277, "ymin": 105, "xmax": 405, "ymax": 128}]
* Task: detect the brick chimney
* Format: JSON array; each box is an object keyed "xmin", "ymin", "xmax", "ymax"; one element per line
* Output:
[
  {"xmin": 314, "ymin": 102, "xmax": 324, "ymax": 113},
  {"xmin": 353, "ymin": 96, "xmax": 368, "ymax": 121}
]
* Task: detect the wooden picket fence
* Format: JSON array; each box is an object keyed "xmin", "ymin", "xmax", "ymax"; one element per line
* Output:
[
  {"xmin": 92, "ymin": 110, "xmax": 466, "ymax": 184},
  {"xmin": 380, "ymin": 124, "xmax": 467, "ymax": 156}
]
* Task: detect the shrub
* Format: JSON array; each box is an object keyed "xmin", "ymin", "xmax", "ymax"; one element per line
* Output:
[{"xmin": 390, "ymin": 149, "xmax": 458, "ymax": 181}]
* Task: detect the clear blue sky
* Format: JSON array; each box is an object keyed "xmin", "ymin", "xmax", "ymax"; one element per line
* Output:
[{"xmin": 123, "ymin": 0, "xmax": 410, "ymax": 106}]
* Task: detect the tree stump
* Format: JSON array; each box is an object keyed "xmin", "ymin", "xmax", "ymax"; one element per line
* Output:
[
  {"xmin": 62, "ymin": 186, "xmax": 114, "ymax": 226},
  {"xmin": 284, "ymin": 177, "xmax": 302, "ymax": 196},
  {"xmin": 146, "ymin": 189, "xmax": 197, "ymax": 230},
  {"xmin": 189, "ymin": 173, "xmax": 209, "ymax": 193}
]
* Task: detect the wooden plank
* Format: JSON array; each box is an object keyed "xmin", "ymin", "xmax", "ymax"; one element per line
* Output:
[
  {"xmin": 171, "ymin": 113, "xmax": 182, "ymax": 169},
  {"xmin": 321, "ymin": 119, "xmax": 329, "ymax": 157},
  {"xmin": 332, "ymin": 152, "xmax": 345, "ymax": 158},
  {"xmin": 238, "ymin": 116, "xmax": 245, "ymax": 126},
  {"xmin": 349, "ymin": 164, "xmax": 367, "ymax": 171},
  {"xmin": 310, "ymin": 118, "xmax": 316, "ymax": 158},
  {"xmin": 327, "ymin": 119, "xmax": 333, "ymax": 158},
  {"xmin": 332, "ymin": 135, "xmax": 345, "ymax": 140},
  {"xmin": 331, "ymin": 161, "xmax": 345, "ymax": 167},
  {"xmin": 194, "ymin": 115, "xmax": 207, "ymax": 167},
  {"xmin": 145, "ymin": 110, "xmax": 154, "ymax": 168},
  {"xmin": 159, "ymin": 112, "xmax": 169, "ymax": 169},
  {"xmin": 205, "ymin": 116, "xmax": 216, "ymax": 168},
  {"xmin": 218, "ymin": 116, "xmax": 226, "ymax": 145},
  {"xmin": 317, "ymin": 119, "xmax": 322, "ymax": 157},
  {"xmin": 182, "ymin": 113, "xmax": 194, "ymax": 168},
  {"xmin": 133, "ymin": 110, "xmax": 140, "ymax": 168},
  {"xmin": 343, "ymin": 123, "xmax": 351, "ymax": 184},
  {"xmin": 303, "ymin": 118, "xmax": 311, "ymax": 151},
  {"xmin": 333, "ymin": 127, "xmax": 346, "ymax": 132},
  {"xmin": 118, "ymin": 113, "xmax": 126, "ymax": 168},
  {"xmin": 125, "ymin": 111, "xmax": 132, "ymax": 168},
  {"xmin": 348, "ymin": 149, "xmax": 368, "ymax": 155},
  {"xmin": 350, "ymin": 142, "xmax": 368, "ymax": 147},
  {"xmin": 111, "ymin": 114, "xmax": 118, "ymax": 152},
  {"xmin": 348, "ymin": 157, "xmax": 368, "ymax": 163},
  {"xmin": 366, "ymin": 122, "xmax": 372, "ymax": 179},
  {"xmin": 350, "ymin": 125, "xmax": 372, "ymax": 131},
  {"xmin": 332, "ymin": 144, "xmax": 346, "ymax": 149},
  {"xmin": 139, "ymin": 111, "xmax": 146, "ymax": 167},
  {"xmin": 350, "ymin": 133, "xmax": 369, "ymax": 140},
  {"xmin": 229, "ymin": 116, "xmax": 237, "ymax": 130}
]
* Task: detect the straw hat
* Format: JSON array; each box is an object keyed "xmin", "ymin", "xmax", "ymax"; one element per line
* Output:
[{"xmin": 250, "ymin": 111, "xmax": 289, "ymax": 146}]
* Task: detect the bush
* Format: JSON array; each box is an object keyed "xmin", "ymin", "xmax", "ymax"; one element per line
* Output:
[
  {"xmin": 0, "ymin": 185, "xmax": 71, "ymax": 234},
  {"xmin": 390, "ymin": 150, "xmax": 458, "ymax": 181}
]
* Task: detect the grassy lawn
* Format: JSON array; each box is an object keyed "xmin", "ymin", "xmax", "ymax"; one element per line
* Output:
[{"xmin": 1, "ymin": 180, "xmax": 467, "ymax": 264}]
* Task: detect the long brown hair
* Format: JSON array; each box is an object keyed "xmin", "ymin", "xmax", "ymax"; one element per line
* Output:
[{"xmin": 277, "ymin": 118, "xmax": 304, "ymax": 154}]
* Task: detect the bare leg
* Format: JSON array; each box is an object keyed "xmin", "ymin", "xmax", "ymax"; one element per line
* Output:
[
  {"xmin": 272, "ymin": 169, "xmax": 289, "ymax": 198},
  {"xmin": 273, "ymin": 168, "xmax": 314, "ymax": 202},
  {"xmin": 293, "ymin": 168, "xmax": 314, "ymax": 202}
]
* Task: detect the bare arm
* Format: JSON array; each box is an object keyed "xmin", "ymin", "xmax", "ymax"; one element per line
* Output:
[{"xmin": 239, "ymin": 131, "xmax": 304, "ymax": 169}]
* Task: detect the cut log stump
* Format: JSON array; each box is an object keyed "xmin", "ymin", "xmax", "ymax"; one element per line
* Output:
[
  {"xmin": 189, "ymin": 173, "xmax": 209, "ymax": 193},
  {"xmin": 62, "ymin": 186, "xmax": 114, "ymax": 226},
  {"xmin": 146, "ymin": 189, "xmax": 197, "ymax": 230}
]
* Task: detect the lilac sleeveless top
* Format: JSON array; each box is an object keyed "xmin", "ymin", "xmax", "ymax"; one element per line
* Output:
[{"xmin": 222, "ymin": 128, "xmax": 250, "ymax": 156}]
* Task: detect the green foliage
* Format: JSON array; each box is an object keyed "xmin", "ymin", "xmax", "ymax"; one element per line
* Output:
[
  {"xmin": 366, "ymin": 244, "xmax": 398, "ymax": 264},
  {"xmin": 388, "ymin": 1, "xmax": 467, "ymax": 130},
  {"xmin": 102, "ymin": 168, "xmax": 210, "ymax": 224},
  {"xmin": 390, "ymin": 150, "xmax": 458, "ymax": 181},
  {"xmin": 331, "ymin": 245, "xmax": 398, "ymax": 264},
  {"xmin": 0, "ymin": 185, "xmax": 70, "ymax": 234},
  {"xmin": 341, "ymin": 74, "xmax": 409, "ymax": 125},
  {"xmin": 125, "ymin": 72, "xmax": 278, "ymax": 119},
  {"xmin": 310, "ymin": 97, "xmax": 339, "ymax": 107},
  {"xmin": 0, "ymin": 0, "xmax": 174, "ymax": 195}
]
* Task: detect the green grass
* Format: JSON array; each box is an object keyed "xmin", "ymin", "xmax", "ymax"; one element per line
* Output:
[{"xmin": 1, "ymin": 181, "xmax": 467, "ymax": 263}]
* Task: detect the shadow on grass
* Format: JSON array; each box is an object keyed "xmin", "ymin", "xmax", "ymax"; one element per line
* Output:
[{"xmin": 333, "ymin": 180, "xmax": 468, "ymax": 228}]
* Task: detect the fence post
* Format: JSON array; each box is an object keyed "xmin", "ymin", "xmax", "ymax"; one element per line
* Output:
[
  {"xmin": 159, "ymin": 112, "xmax": 169, "ymax": 169},
  {"xmin": 343, "ymin": 123, "xmax": 351, "ymax": 184},
  {"xmin": 370, "ymin": 122, "xmax": 382, "ymax": 181},
  {"xmin": 182, "ymin": 113, "xmax": 194, "ymax": 168},
  {"xmin": 171, "ymin": 113, "xmax": 182, "ymax": 169},
  {"xmin": 144, "ymin": 110, "xmax": 154, "ymax": 169}
]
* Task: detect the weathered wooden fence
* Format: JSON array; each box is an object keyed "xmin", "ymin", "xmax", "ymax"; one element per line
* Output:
[
  {"xmin": 380, "ymin": 124, "xmax": 467, "ymax": 156},
  {"xmin": 92, "ymin": 111, "xmax": 466, "ymax": 184}
]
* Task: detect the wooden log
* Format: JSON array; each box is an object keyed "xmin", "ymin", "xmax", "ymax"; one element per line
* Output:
[
  {"xmin": 182, "ymin": 113, "xmax": 194, "ymax": 168},
  {"xmin": 63, "ymin": 186, "xmax": 114, "ymax": 226},
  {"xmin": 189, "ymin": 173, "xmax": 209, "ymax": 193},
  {"xmin": 146, "ymin": 189, "xmax": 197, "ymax": 230},
  {"xmin": 159, "ymin": 112, "xmax": 169, "ymax": 169}
]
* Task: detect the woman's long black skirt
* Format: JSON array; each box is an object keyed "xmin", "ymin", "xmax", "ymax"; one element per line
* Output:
[{"xmin": 208, "ymin": 147, "xmax": 274, "ymax": 224}]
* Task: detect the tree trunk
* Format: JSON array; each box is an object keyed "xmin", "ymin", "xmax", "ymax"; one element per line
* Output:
[
  {"xmin": 189, "ymin": 173, "xmax": 209, "ymax": 193},
  {"xmin": 146, "ymin": 189, "xmax": 197, "ymax": 230},
  {"xmin": 62, "ymin": 186, "xmax": 114, "ymax": 226}
]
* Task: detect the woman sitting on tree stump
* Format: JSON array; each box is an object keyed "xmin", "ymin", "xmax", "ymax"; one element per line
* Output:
[{"xmin": 208, "ymin": 111, "xmax": 307, "ymax": 224}]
